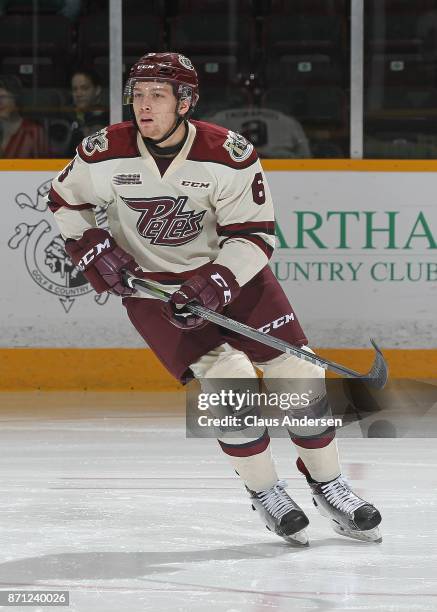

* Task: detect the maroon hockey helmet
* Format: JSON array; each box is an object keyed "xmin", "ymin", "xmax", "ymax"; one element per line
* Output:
[{"xmin": 123, "ymin": 52, "xmax": 199, "ymax": 113}]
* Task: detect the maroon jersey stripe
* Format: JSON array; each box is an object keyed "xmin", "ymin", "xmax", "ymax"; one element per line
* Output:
[
  {"xmin": 48, "ymin": 187, "xmax": 94, "ymax": 212},
  {"xmin": 217, "ymin": 221, "xmax": 275, "ymax": 235}
]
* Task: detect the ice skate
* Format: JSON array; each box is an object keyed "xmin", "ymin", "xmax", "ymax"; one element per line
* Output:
[
  {"xmin": 309, "ymin": 474, "xmax": 382, "ymax": 543},
  {"xmin": 247, "ymin": 479, "xmax": 310, "ymax": 546}
]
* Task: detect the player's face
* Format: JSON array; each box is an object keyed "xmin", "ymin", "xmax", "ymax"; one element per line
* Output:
[
  {"xmin": 72, "ymin": 74, "xmax": 101, "ymax": 111},
  {"xmin": 132, "ymin": 81, "xmax": 188, "ymax": 141},
  {"xmin": 0, "ymin": 87, "xmax": 17, "ymax": 119}
]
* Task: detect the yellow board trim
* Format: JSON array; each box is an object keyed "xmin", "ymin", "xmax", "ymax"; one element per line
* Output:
[
  {"xmin": 0, "ymin": 159, "xmax": 71, "ymax": 171},
  {"xmin": 0, "ymin": 348, "xmax": 435, "ymax": 391},
  {"xmin": 3, "ymin": 159, "xmax": 437, "ymax": 172},
  {"xmin": 261, "ymin": 159, "xmax": 437, "ymax": 171}
]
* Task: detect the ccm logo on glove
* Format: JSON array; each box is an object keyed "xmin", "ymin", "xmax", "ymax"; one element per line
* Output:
[
  {"xmin": 77, "ymin": 237, "xmax": 111, "ymax": 270},
  {"xmin": 64, "ymin": 228, "xmax": 140, "ymax": 296},
  {"xmin": 210, "ymin": 272, "xmax": 232, "ymax": 304},
  {"xmin": 163, "ymin": 263, "xmax": 240, "ymax": 330}
]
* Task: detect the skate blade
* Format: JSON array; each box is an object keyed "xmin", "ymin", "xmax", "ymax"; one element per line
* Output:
[
  {"xmin": 332, "ymin": 523, "xmax": 382, "ymax": 543},
  {"xmin": 281, "ymin": 528, "xmax": 309, "ymax": 547}
]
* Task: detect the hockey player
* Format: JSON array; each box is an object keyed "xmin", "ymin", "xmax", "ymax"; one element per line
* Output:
[{"xmin": 48, "ymin": 52, "xmax": 382, "ymax": 546}]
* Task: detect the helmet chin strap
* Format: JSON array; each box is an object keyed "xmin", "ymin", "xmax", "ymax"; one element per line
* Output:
[
  {"xmin": 130, "ymin": 104, "xmax": 189, "ymax": 155},
  {"xmin": 144, "ymin": 115, "xmax": 185, "ymax": 146}
]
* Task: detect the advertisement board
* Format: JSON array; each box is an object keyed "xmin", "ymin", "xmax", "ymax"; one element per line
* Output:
[
  {"xmin": 2, "ymin": 169, "xmax": 436, "ymax": 349},
  {"xmin": 270, "ymin": 171, "xmax": 436, "ymax": 348}
]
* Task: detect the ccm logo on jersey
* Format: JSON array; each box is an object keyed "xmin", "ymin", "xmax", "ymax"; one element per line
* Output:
[
  {"xmin": 77, "ymin": 238, "xmax": 110, "ymax": 270},
  {"xmin": 210, "ymin": 272, "xmax": 232, "ymax": 304},
  {"xmin": 181, "ymin": 180, "xmax": 210, "ymax": 188},
  {"xmin": 258, "ymin": 313, "xmax": 295, "ymax": 334},
  {"xmin": 223, "ymin": 130, "xmax": 253, "ymax": 162}
]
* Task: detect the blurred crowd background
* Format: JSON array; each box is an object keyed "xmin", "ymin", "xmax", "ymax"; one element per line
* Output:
[{"xmin": 1, "ymin": 0, "xmax": 437, "ymax": 159}]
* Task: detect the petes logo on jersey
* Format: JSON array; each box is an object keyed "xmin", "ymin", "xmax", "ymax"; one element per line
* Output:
[
  {"xmin": 223, "ymin": 130, "xmax": 253, "ymax": 162},
  {"xmin": 82, "ymin": 128, "xmax": 109, "ymax": 157},
  {"xmin": 122, "ymin": 196, "xmax": 206, "ymax": 246}
]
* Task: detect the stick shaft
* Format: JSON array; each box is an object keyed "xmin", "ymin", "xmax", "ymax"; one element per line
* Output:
[{"xmin": 124, "ymin": 274, "xmax": 369, "ymax": 379}]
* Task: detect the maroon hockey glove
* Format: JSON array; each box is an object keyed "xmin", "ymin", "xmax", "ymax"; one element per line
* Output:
[
  {"xmin": 64, "ymin": 228, "xmax": 140, "ymax": 296},
  {"xmin": 163, "ymin": 263, "xmax": 240, "ymax": 330}
]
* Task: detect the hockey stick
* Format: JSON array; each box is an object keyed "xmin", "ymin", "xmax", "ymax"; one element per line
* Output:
[{"xmin": 122, "ymin": 271, "xmax": 389, "ymax": 389}]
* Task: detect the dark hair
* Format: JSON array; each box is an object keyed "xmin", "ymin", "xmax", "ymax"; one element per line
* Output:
[{"xmin": 70, "ymin": 67, "xmax": 102, "ymax": 88}]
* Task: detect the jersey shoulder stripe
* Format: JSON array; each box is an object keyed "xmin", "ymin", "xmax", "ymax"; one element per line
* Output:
[
  {"xmin": 188, "ymin": 119, "xmax": 258, "ymax": 169},
  {"xmin": 77, "ymin": 121, "xmax": 139, "ymax": 164}
]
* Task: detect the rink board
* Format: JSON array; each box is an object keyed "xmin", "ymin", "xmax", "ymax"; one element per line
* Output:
[
  {"xmin": 1, "ymin": 159, "xmax": 436, "ymax": 388},
  {"xmin": 0, "ymin": 347, "xmax": 435, "ymax": 390}
]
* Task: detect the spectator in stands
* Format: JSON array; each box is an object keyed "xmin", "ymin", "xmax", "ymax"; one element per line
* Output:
[
  {"xmin": 207, "ymin": 73, "xmax": 311, "ymax": 158},
  {"xmin": 208, "ymin": 105, "xmax": 311, "ymax": 158},
  {"xmin": 0, "ymin": 78, "xmax": 50, "ymax": 158},
  {"xmin": 65, "ymin": 67, "xmax": 109, "ymax": 156}
]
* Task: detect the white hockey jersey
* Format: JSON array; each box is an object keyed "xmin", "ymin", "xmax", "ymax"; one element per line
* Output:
[
  {"xmin": 207, "ymin": 107, "xmax": 311, "ymax": 158},
  {"xmin": 49, "ymin": 119, "xmax": 276, "ymax": 288}
]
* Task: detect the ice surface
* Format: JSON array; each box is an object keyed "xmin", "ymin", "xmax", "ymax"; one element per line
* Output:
[{"xmin": 0, "ymin": 392, "xmax": 436, "ymax": 612}]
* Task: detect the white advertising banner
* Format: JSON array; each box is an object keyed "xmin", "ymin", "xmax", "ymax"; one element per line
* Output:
[
  {"xmin": 2, "ymin": 170, "xmax": 436, "ymax": 348},
  {"xmin": 269, "ymin": 171, "xmax": 436, "ymax": 349},
  {"xmin": 2, "ymin": 171, "xmax": 142, "ymax": 348}
]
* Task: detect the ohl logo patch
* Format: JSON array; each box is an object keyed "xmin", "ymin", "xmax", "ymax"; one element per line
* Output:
[
  {"xmin": 8, "ymin": 180, "xmax": 109, "ymax": 312},
  {"xmin": 122, "ymin": 196, "xmax": 206, "ymax": 246},
  {"xmin": 82, "ymin": 128, "xmax": 109, "ymax": 157}
]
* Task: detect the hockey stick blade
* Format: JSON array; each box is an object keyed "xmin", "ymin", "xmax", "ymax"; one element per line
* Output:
[
  {"xmin": 360, "ymin": 338, "xmax": 389, "ymax": 390},
  {"xmin": 122, "ymin": 272, "xmax": 389, "ymax": 388}
]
